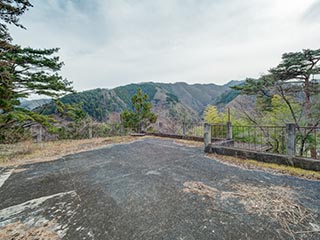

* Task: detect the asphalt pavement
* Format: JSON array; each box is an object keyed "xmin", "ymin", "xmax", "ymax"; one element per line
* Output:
[{"xmin": 0, "ymin": 138, "xmax": 319, "ymax": 239}]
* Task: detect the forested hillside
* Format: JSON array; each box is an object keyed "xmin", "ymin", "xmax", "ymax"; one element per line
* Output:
[{"xmin": 33, "ymin": 81, "xmax": 242, "ymax": 123}]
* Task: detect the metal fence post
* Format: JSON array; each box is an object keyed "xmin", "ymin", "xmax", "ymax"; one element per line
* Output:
[
  {"xmin": 226, "ymin": 122, "xmax": 232, "ymax": 140},
  {"xmin": 286, "ymin": 123, "xmax": 296, "ymax": 156},
  {"xmin": 204, "ymin": 123, "xmax": 212, "ymax": 148}
]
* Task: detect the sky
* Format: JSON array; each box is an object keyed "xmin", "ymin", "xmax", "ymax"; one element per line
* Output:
[{"xmin": 10, "ymin": 0, "xmax": 320, "ymax": 91}]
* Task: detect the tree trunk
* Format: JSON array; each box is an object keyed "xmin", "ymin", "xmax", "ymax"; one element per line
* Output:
[
  {"xmin": 299, "ymin": 138, "xmax": 305, "ymax": 157},
  {"xmin": 311, "ymin": 128, "xmax": 317, "ymax": 158}
]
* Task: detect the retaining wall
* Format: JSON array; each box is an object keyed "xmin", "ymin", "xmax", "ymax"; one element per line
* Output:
[
  {"xmin": 205, "ymin": 144, "xmax": 320, "ymax": 171},
  {"xmin": 147, "ymin": 133, "xmax": 203, "ymax": 142}
]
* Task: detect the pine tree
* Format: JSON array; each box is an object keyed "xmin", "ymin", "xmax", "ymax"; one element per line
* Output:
[
  {"xmin": 121, "ymin": 88, "xmax": 157, "ymax": 133},
  {"xmin": 233, "ymin": 48, "xmax": 320, "ymax": 157},
  {"xmin": 0, "ymin": 0, "xmax": 74, "ymax": 142}
]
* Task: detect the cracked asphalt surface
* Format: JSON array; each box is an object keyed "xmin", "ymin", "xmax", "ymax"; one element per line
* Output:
[{"xmin": 0, "ymin": 138, "xmax": 319, "ymax": 239}]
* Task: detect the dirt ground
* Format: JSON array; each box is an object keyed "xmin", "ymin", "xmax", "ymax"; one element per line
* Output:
[{"xmin": 0, "ymin": 138, "xmax": 319, "ymax": 239}]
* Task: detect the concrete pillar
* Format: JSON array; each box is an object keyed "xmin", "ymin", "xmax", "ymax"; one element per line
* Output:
[
  {"xmin": 182, "ymin": 122, "xmax": 186, "ymax": 136},
  {"xmin": 88, "ymin": 126, "xmax": 93, "ymax": 139},
  {"xmin": 226, "ymin": 122, "xmax": 232, "ymax": 140},
  {"xmin": 204, "ymin": 123, "xmax": 212, "ymax": 148},
  {"xmin": 286, "ymin": 123, "xmax": 296, "ymax": 156},
  {"xmin": 37, "ymin": 127, "xmax": 42, "ymax": 143},
  {"xmin": 120, "ymin": 122, "xmax": 125, "ymax": 136}
]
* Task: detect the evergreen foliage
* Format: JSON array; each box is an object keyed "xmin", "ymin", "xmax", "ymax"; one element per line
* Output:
[
  {"xmin": 213, "ymin": 88, "xmax": 240, "ymax": 105},
  {"xmin": 233, "ymin": 48, "xmax": 320, "ymax": 157},
  {"xmin": 0, "ymin": 0, "xmax": 74, "ymax": 142},
  {"xmin": 121, "ymin": 88, "xmax": 157, "ymax": 133},
  {"xmin": 114, "ymin": 83, "xmax": 158, "ymax": 108},
  {"xmin": 233, "ymin": 48, "xmax": 320, "ymax": 127}
]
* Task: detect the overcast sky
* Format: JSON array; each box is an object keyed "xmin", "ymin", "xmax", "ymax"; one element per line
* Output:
[{"xmin": 10, "ymin": 0, "xmax": 320, "ymax": 91}]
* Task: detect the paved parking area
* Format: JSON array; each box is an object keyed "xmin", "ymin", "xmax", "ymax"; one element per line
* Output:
[{"xmin": 0, "ymin": 138, "xmax": 319, "ymax": 239}]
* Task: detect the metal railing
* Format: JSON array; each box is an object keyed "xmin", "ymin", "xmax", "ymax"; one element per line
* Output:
[
  {"xmin": 31, "ymin": 121, "xmax": 122, "ymax": 142},
  {"xmin": 295, "ymin": 126, "xmax": 320, "ymax": 159},
  {"xmin": 211, "ymin": 124, "xmax": 227, "ymax": 139},
  {"xmin": 158, "ymin": 123, "xmax": 204, "ymax": 138},
  {"xmin": 208, "ymin": 123, "xmax": 320, "ymax": 160},
  {"xmin": 232, "ymin": 125, "xmax": 286, "ymax": 154}
]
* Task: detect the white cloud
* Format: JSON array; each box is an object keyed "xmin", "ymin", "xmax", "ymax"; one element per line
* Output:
[{"xmin": 9, "ymin": 0, "xmax": 320, "ymax": 91}]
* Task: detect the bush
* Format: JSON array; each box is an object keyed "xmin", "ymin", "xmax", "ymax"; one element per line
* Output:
[{"xmin": 0, "ymin": 126, "xmax": 31, "ymax": 144}]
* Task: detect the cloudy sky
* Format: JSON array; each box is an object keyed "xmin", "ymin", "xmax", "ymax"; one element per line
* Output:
[{"xmin": 10, "ymin": 0, "xmax": 320, "ymax": 91}]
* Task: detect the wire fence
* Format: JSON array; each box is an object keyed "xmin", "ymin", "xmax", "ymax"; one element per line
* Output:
[
  {"xmin": 296, "ymin": 126, "xmax": 320, "ymax": 159},
  {"xmin": 157, "ymin": 123, "xmax": 204, "ymax": 138},
  {"xmin": 210, "ymin": 123, "xmax": 320, "ymax": 160},
  {"xmin": 30, "ymin": 121, "xmax": 123, "ymax": 142},
  {"xmin": 232, "ymin": 125, "xmax": 286, "ymax": 154},
  {"xmin": 29, "ymin": 120, "xmax": 320, "ymax": 160},
  {"xmin": 211, "ymin": 124, "xmax": 227, "ymax": 140}
]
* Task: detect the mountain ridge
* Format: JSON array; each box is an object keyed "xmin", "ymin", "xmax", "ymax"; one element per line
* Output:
[{"xmin": 28, "ymin": 81, "xmax": 243, "ymax": 125}]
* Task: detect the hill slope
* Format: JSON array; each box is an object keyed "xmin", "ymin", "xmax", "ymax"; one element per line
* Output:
[
  {"xmin": 34, "ymin": 81, "xmax": 243, "ymax": 126},
  {"xmin": 19, "ymin": 99, "xmax": 51, "ymax": 110}
]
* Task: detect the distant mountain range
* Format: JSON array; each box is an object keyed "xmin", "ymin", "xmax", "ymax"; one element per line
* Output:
[
  {"xmin": 19, "ymin": 98, "xmax": 51, "ymax": 110},
  {"xmin": 23, "ymin": 81, "xmax": 243, "ymax": 127}
]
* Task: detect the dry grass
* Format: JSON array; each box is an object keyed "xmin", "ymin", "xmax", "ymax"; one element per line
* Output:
[
  {"xmin": 207, "ymin": 154, "xmax": 320, "ymax": 181},
  {"xmin": 0, "ymin": 136, "xmax": 137, "ymax": 167},
  {"xmin": 234, "ymin": 184, "xmax": 317, "ymax": 238},
  {"xmin": 183, "ymin": 181, "xmax": 221, "ymax": 198},
  {"xmin": 143, "ymin": 135, "xmax": 203, "ymax": 147},
  {"xmin": 0, "ymin": 221, "xmax": 60, "ymax": 240},
  {"xmin": 183, "ymin": 181, "xmax": 319, "ymax": 238},
  {"xmin": 173, "ymin": 139, "xmax": 203, "ymax": 147}
]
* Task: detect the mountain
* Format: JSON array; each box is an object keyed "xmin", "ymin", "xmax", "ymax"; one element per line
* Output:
[
  {"xmin": 36, "ymin": 81, "xmax": 243, "ymax": 127},
  {"xmin": 159, "ymin": 82, "xmax": 229, "ymax": 113},
  {"xmin": 19, "ymin": 99, "xmax": 52, "ymax": 110},
  {"xmin": 212, "ymin": 81, "xmax": 245, "ymax": 109}
]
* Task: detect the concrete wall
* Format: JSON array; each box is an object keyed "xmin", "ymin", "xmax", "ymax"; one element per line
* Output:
[
  {"xmin": 206, "ymin": 145, "xmax": 320, "ymax": 171},
  {"xmin": 148, "ymin": 133, "xmax": 236, "ymax": 146},
  {"xmin": 148, "ymin": 133, "xmax": 204, "ymax": 142}
]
